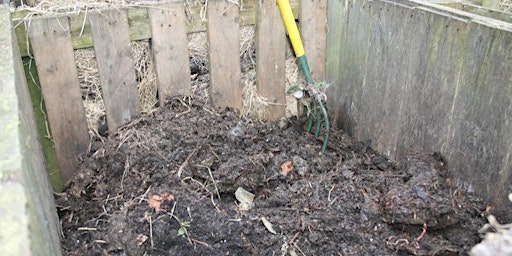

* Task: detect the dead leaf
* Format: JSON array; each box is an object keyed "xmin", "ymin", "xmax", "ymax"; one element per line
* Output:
[
  {"xmin": 261, "ymin": 216, "xmax": 277, "ymax": 234},
  {"xmin": 281, "ymin": 160, "xmax": 293, "ymax": 176},
  {"xmin": 148, "ymin": 192, "xmax": 174, "ymax": 212}
]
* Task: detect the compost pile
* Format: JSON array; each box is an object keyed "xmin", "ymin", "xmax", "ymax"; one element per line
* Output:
[{"xmin": 56, "ymin": 98, "xmax": 487, "ymax": 255}]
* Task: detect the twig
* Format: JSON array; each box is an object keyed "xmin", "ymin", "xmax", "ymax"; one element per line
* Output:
[
  {"xmin": 137, "ymin": 186, "xmax": 152, "ymax": 203},
  {"xmin": 199, "ymin": 164, "xmax": 221, "ymax": 200},
  {"xmin": 121, "ymin": 155, "xmax": 130, "ymax": 192},
  {"xmin": 149, "ymin": 214, "xmax": 154, "ymax": 248},
  {"xmin": 176, "ymin": 98, "xmax": 192, "ymax": 117},
  {"xmin": 79, "ymin": 8, "xmax": 88, "ymax": 37},
  {"xmin": 293, "ymin": 243, "xmax": 307, "ymax": 256},
  {"xmin": 115, "ymin": 130, "xmax": 133, "ymax": 152},
  {"xmin": 177, "ymin": 149, "xmax": 199, "ymax": 178},
  {"xmin": 190, "ymin": 238, "xmax": 210, "ymax": 248},
  {"xmin": 170, "ymin": 200, "xmax": 177, "ymax": 217},
  {"xmin": 167, "ymin": 202, "xmax": 194, "ymax": 246},
  {"xmin": 289, "ymin": 231, "xmax": 301, "ymax": 244},
  {"xmin": 208, "ymin": 145, "xmax": 221, "ymax": 162},
  {"xmin": 77, "ymin": 227, "xmax": 97, "ymax": 231}
]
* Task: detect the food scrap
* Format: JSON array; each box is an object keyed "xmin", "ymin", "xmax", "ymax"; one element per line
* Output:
[
  {"xmin": 281, "ymin": 160, "xmax": 293, "ymax": 176},
  {"xmin": 148, "ymin": 192, "xmax": 174, "ymax": 212}
]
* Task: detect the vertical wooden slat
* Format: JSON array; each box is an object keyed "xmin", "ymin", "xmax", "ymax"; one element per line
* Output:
[
  {"xmin": 256, "ymin": 0, "xmax": 286, "ymax": 121},
  {"xmin": 148, "ymin": 3, "xmax": 191, "ymax": 105},
  {"xmin": 325, "ymin": 0, "xmax": 350, "ymax": 129},
  {"xmin": 89, "ymin": 9, "xmax": 140, "ymax": 131},
  {"xmin": 300, "ymin": 0, "xmax": 327, "ymax": 81},
  {"xmin": 207, "ymin": 0, "xmax": 242, "ymax": 110},
  {"xmin": 28, "ymin": 16, "xmax": 90, "ymax": 182}
]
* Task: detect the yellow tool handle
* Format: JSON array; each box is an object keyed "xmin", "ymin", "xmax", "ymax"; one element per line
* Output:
[{"xmin": 277, "ymin": 0, "xmax": 305, "ymax": 57}]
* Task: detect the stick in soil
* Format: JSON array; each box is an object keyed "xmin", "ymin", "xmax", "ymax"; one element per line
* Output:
[
  {"xmin": 180, "ymin": 176, "xmax": 220, "ymax": 212},
  {"xmin": 198, "ymin": 164, "xmax": 220, "ymax": 200},
  {"xmin": 149, "ymin": 214, "xmax": 154, "ymax": 248},
  {"xmin": 121, "ymin": 156, "xmax": 130, "ymax": 192},
  {"xmin": 137, "ymin": 186, "xmax": 152, "ymax": 203},
  {"xmin": 177, "ymin": 148, "xmax": 199, "ymax": 178}
]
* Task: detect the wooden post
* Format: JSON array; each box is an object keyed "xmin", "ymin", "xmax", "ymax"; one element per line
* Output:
[
  {"xmin": 90, "ymin": 9, "xmax": 140, "ymax": 131},
  {"xmin": 148, "ymin": 3, "xmax": 191, "ymax": 105},
  {"xmin": 207, "ymin": 0, "xmax": 243, "ymax": 110},
  {"xmin": 300, "ymin": 0, "xmax": 327, "ymax": 81},
  {"xmin": 28, "ymin": 16, "xmax": 90, "ymax": 182},
  {"xmin": 256, "ymin": 0, "xmax": 287, "ymax": 121}
]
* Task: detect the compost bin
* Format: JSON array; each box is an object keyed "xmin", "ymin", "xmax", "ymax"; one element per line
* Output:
[{"xmin": 1, "ymin": 0, "xmax": 511, "ymax": 255}]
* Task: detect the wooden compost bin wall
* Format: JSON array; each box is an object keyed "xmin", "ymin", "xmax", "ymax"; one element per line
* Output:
[
  {"xmin": 326, "ymin": 0, "xmax": 512, "ymax": 216},
  {"xmin": 0, "ymin": 4, "xmax": 61, "ymax": 255},
  {"xmin": 12, "ymin": 0, "xmax": 327, "ymax": 184}
]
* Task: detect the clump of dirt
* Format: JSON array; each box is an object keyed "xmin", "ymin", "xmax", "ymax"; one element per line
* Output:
[{"xmin": 56, "ymin": 98, "xmax": 487, "ymax": 255}]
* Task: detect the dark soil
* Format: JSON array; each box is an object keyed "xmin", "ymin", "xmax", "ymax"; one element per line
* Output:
[{"xmin": 57, "ymin": 98, "xmax": 487, "ymax": 255}]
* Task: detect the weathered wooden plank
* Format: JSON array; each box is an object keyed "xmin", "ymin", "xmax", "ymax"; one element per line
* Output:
[
  {"xmin": 326, "ymin": 0, "xmax": 371, "ymax": 134},
  {"xmin": 325, "ymin": 0, "xmax": 349, "ymax": 129},
  {"xmin": 397, "ymin": 11, "xmax": 470, "ymax": 158},
  {"xmin": 27, "ymin": 16, "xmax": 90, "ymax": 182},
  {"xmin": 148, "ymin": 3, "xmax": 191, "ymax": 105},
  {"xmin": 299, "ymin": 0, "xmax": 327, "ymax": 81},
  {"xmin": 2, "ymin": 6, "xmax": 62, "ymax": 254},
  {"xmin": 207, "ymin": 0, "xmax": 242, "ymax": 110},
  {"xmin": 443, "ymin": 2, "xmax": 512, "ymax": 23},
  {"xmin": 13, "ymin": 0, "xmax": 301, "ymax": 57},
  {"xmin": 483, "ymin": 29, "xmax": 512, "ymax": 216},
  {"xmin": 351, "ymin": 1, "xmax": 412, "ymax": 158},
  {"xmin": 442, "ymin": 22, "xmax": 494, "ymax": 194},
  {"xmin": 256, "ymin": 0, "xmax": 286, "ymax": 121},
  {"xmin": 89, "ymin": 9, "xmax": 140, "ymax": 131},
  {"xmin": 444, "ymin": 23, "xmax": 512, "ymax": 212}
]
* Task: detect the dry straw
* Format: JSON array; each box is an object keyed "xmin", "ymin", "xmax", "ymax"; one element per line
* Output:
[{"xmin": 17, "ymin": 0, "xmax": 299, "ymax": 139}]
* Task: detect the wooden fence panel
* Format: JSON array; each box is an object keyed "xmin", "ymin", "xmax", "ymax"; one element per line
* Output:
[
  {"xmin": 12, "ymin": 0, "xmax": 301, "ymax": 58},
  {"xmin": 28, "ymin": 16, "xmax": 90, "ymax": 182},
  {"xmin": 207, "ymin": 0, "xmax": 243, "ymax": 110},
  {"xmin": 90, "ymin": 9, "xmax": 140, "ymax": 131},
  {"xmin": 148, "ymin": 3, "xmax": 191, "ymax": 105},
  {"xmin": 256, "ymin": 0, "xmax": 286, "ymax": 121},
  {"xmin": 326, "ymin": 0, "xmax": 512, "ymax": 214},
  {"xmin": 444, "ymin": 23, "xmax": 512, "ymax": 207}
]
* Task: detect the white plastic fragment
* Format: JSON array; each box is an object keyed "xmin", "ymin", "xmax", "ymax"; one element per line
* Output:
[
  {"xmin": 235, "ymin": 187, "xmax": 254, "ymax": 211},
  {"xmin": 261, "ymin": 216, "xmax": 277, "ymax": 234},
  {"xmin": 293, "ymin": 90, "xmax": 304, "ymax": 99}
]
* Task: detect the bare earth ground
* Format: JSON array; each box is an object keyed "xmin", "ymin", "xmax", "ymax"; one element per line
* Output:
[{"xmin": 56, "ymin": 98, "xmax": 487, "ymax": 256}]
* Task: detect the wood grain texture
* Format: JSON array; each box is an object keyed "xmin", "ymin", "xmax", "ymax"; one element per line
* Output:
[
  {"xmin": 207, "ymin": 0, "xmax": 242, "ymax": 110},
  {"xmin": 90, "ymin": 9, "xmax": 140, "ymax": 131},
  {"xmin": 325, "ymin": 0, "xmax": 350, "ymax": 130},
  {"xmin": 28, "ymin": 16, "xmax": 90, "ymax": 182},
  {"xmin": 148, "ymin": 3, "xmax": 191, "ymax": 105},
  {"xmin": 443, "ymin": 23, "xmax": 512, "ymax": 211},
  {"xmin": 397, "ymin": 11, "xmax": 468, "ymax": 158},
  {"xmin": 13, "ymin": 0, "xmax": 301, "ymax": 57},
  {"xmin": 299, "ymin": 0, "xmax": 327, "ymax": 81},
  {"xmin": 326, "ymin": 0, "xmax": 512, "ymax": 215},
  {"xmin": 351, "ymin": 1, "xmax": 411, "ymax": 159},
  {"xmin": 256, "ymin": 0, "xmax": 286, "ymax": 121}
]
